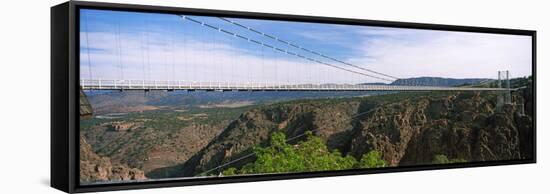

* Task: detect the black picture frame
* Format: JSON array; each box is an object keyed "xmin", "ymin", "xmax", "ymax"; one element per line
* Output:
[{"xmin": 51, "ymin": 1, "xmax": 536, "ymax": 193}]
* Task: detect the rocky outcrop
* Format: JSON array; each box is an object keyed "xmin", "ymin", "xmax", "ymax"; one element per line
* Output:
[
  {"xmin": 177, "ymin": 90, "xmax": 532, "ymax": 176},
  {"xmin": 107, "ymin": 121, "xmax": 136, "ymax": 131},
  {"xmin": 80, "ymin": 136, "xmax": 146, "ymax": 184},
  {"xmin": 175, "ymin": 100, "xmax": 362, "ymax": 176},
  {"xmin": 80, "ymin": 89, "xmax": 93, "ymax": 119},
  {"xmin": 108, "ymin": 85, "xmax": 533, "ymax": 179},
  {"xmin": 350, "ymin": 91, "xmax": 533, "ymax": 166}
]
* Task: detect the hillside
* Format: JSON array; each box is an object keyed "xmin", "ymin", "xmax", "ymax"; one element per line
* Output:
[
  {"xmin": 80, "ymin": 108, "xmax": 237, "ymax": 174},
  {"xmin": 144, "ymin": 88, "xmax": 532, "ymax": 177},
  {"xmin": 391, "ymin": 77, "xmax": 488, "ymax": 86},
  {"xmin": 145, "ymin": 97, "xmax": 366, "ymax": 177},
  {"xmin": 349, "ymin": 91, "xmax": 532, "ymax": 166},
  {"xmin": 80, "ymin": 135, "xmax": 146, "ymax": 184}
]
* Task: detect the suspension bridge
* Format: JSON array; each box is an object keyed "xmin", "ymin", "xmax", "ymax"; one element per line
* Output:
[
  {"xmin": 79, "ymin": 14, "xmax": 512, "ymax": 92},
  {"xmin": 79, "ymin": 79, "xmax": 510, "ymax": 91}
]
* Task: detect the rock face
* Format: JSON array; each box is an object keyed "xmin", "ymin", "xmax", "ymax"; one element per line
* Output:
[
  {"xmin": 173, "ymin": 90, "xmax": 532, "ymax": 176},
  {"xmin": 83, "ymin": 118, "xmax": 228, "ymax": 178},
  {"xmin": 107, "ymin": 121, "xmax": 136, "ymax": 131},
  {"xmin": 350, "ymin": 91, "xmax": 533, "ymax": 166},
  {"xmin": 80, "ymin": 136, "xmax": 146, "ymax": 184},
  {"xmin": 80, "ymin": 89, "xmax": 93, "ymax": 119},
  {"xmin": 176, "ymin": 100, "xmax": 362, "ymax": 176}
]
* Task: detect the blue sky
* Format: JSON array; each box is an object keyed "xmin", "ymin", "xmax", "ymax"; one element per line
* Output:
[{"xmin": 80, "ymin": 9, "xmax": 532, "ymax": 84}]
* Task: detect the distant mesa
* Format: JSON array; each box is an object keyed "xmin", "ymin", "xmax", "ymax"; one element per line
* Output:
[
  {"xmin": 358, "ymin": 82, "xmax": 388, "ymax": 85},
  {"xmin": 390, "ymin": 77, "xmax": 491, "ymax": 87},
  {"xmin": 360, "ymin": 77, "xmax": 491, "ymax": 87}
]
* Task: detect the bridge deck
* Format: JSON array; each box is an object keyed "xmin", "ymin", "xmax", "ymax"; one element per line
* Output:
[{"xmin": 80, "ymin": 80, "xmax": 509, "ymax": 91}]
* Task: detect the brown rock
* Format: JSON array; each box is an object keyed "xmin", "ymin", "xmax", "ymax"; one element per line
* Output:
[
  {"xmin": 80, "ymin": 136, "xmax": 146, "ymax": 184},
  {"xmin": 350, "ymin": 91, "xmax": 531, "ymax": 166}
]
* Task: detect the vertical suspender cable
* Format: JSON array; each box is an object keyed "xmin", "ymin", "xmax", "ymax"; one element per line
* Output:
[
  {"xmin": 218, "ymin": 22, "xmax": 224, "ymax": 85},
  {"xmin": 273, "ymin": 37, "xmax": 277, "ymax": 86},
  {"xmin": 264, "ymin": 41, "xmax": 267, "ymax": 86},
  {"xmin": 163, "ymin": 27, "xmax": 168, "ymax": 84},
  {"xmin": 283, "ymin": 43, "xmax": 292, "ymax": 85},
  {"xmin": 182, "ymin": 16, "xmax": 188, "ymax": 84},
  {"xmin": 196, "ymin": 19, "xmax": 201, "ymax": 84},
  {"xmin": 116, "ymin": 20, "xmax": 123, "ymax": 81},
  {"xmin": 139, "ymin": 32, "xmax": 147, "ymax": 83},
  {"xmin": 212, "ymin": 21, "xmax": 217, "ymax": 86},
  {"xmin": 171, "ymin": 25, "xmax": 176, "ymax": 83},
  {"xmin": 247, "ymin": 31, "xmax": 252, "ymax": 85},
  {"xmin": 307, "ymin": 53, "xmax": 311, "ymax": 85},
  {"xmin": 146, "ymin": 25, "xmax": 151, "ymax": 81},
  {"xmin": 84, "ymin": 11, "xmax": 93, "ymax": 82},
  {"xmin": 191, "ymin": 20, "xmax": 197, "ymax": 86},
  {"xmin": 201, "ymin": 20, "xmax": 205, "ymax": 84}
]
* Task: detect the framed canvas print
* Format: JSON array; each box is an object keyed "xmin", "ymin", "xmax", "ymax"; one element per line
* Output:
[{"xmin": 51, "ymin": 1, "xmax": 536, "ymax": 193}]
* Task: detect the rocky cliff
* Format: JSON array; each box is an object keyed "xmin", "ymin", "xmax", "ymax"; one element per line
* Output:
[
  {"xmin": 147, "ymin": 99, "xmax": 364, "ymax": 177},
  {"xmin": 169, "ymin": 90, "xmax": 532, "ymax": 176},
  {"xmin": 80, "ymin": 135, "xmax": 146, "ymax": 184},
  {"xmin": 350, "ymin": 91, "xmax": 533, "ymax": 166}
]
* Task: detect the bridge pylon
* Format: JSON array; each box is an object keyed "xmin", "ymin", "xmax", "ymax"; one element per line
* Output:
[{"xmin": 496, "ymin": 70, "xmax": 512, "ymax": 112}]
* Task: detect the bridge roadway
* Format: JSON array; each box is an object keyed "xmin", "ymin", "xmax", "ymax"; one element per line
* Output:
[{"xmin": 80, "ymin": 79, "xmax": 510, "ymax": 92}]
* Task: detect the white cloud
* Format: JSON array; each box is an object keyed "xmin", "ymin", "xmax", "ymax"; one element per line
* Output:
[
  {"xmin": 348, "ymin": 28, "xmax": 532, "ymax": 80},
  {"xmin": 80, "ymin": 30, "xmax": 369, "ymax": 84}
]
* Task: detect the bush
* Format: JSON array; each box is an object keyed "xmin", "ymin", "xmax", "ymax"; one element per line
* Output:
[
  {"xmin": 222, "ymin": 131, "xmax": 386, "ymax": 176},
  {"xmin": 358, "ymin": 150, "xmax": 387, "ymax": 168},
  {"xmin": 432, "ymin": 154, "xmax": 467, "ymax": 164}
]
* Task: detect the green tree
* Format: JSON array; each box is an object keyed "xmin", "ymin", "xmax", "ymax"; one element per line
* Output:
[
  {"xmin": 222, "ymin": 167, "xmax": 238, "ymax": 176},
  {"xmin": 432, "ymin": 154, "xmax": 467, "ymax": 164},
  {"xmin": 222, "ymin": 131, "xmax": 387, "ymax": 176},
  {"xmin": 358, "ymin": 150, "xmax": 387, "ymax": 168}
]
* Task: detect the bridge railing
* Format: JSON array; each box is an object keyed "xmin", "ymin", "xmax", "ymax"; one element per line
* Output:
[{"xmin": 80, "ymin": 79, "xmax": 509, "ymax": 91}]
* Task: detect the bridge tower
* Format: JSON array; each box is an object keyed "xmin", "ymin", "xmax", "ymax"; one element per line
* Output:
[{"xmin": 496, "ymin": 70, "xmax": 512, "ymax": 112}]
